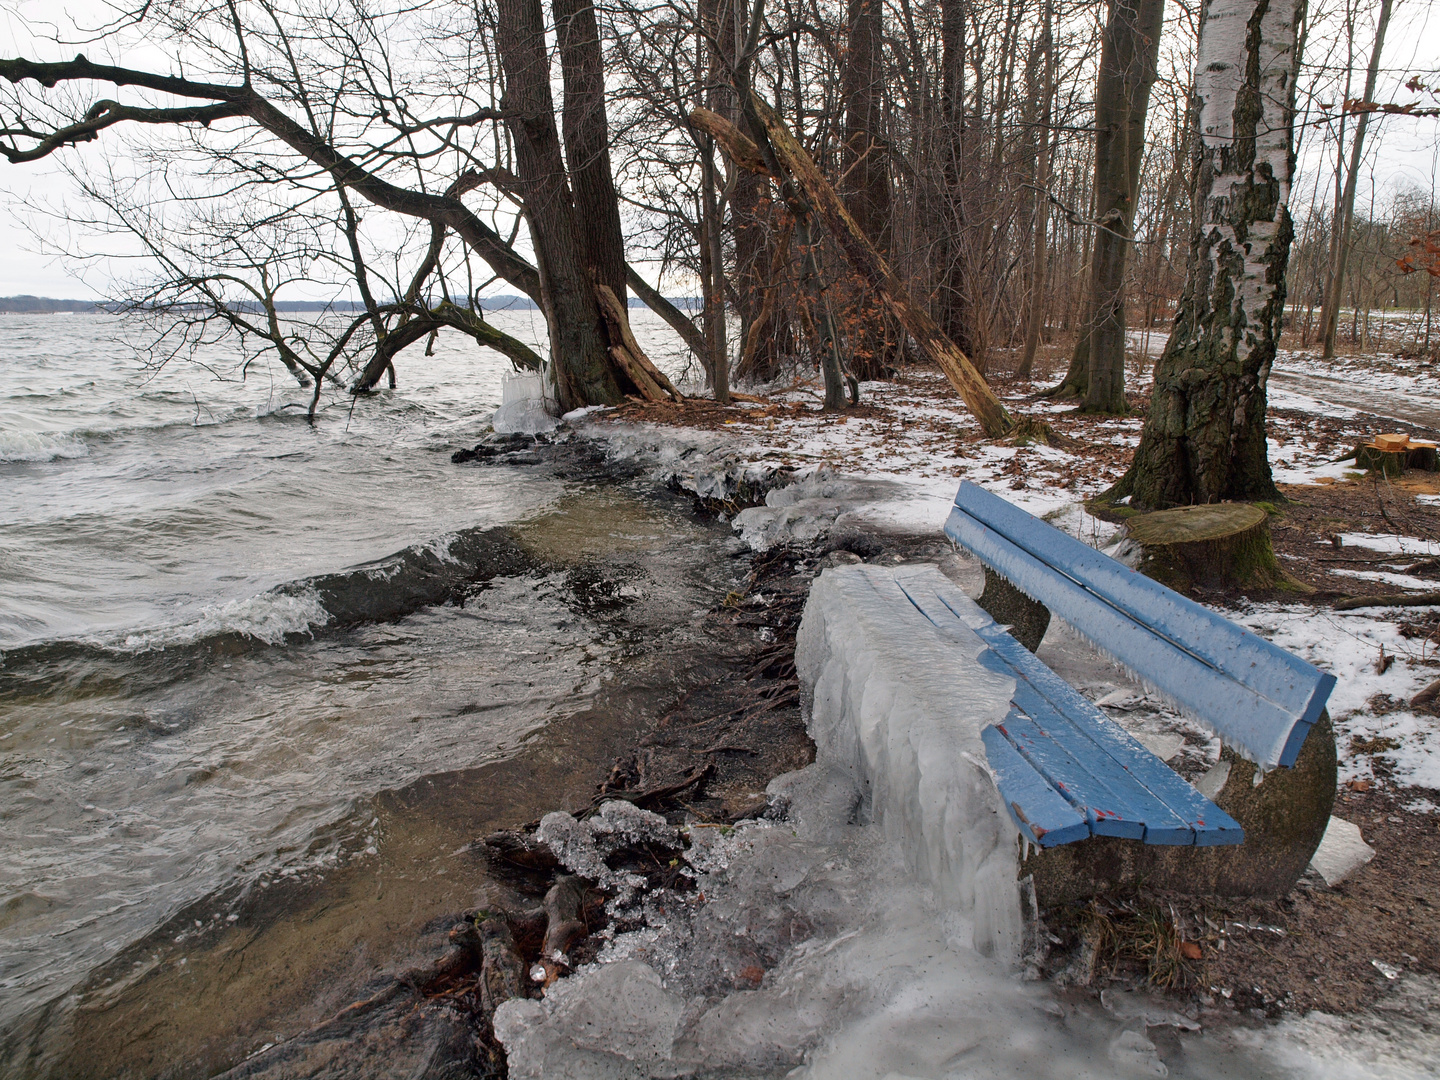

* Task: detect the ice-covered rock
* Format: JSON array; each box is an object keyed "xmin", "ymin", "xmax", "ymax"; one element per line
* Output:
[
  {"xmin": 1308, "ymin": 815, "xmax": 1375, "ymax": 887},
  {"xmin": 795, "ymin": 563, "xmax": 1024, "ymax": 958},
  {"xmin": 732, "ymin": 471, "xmax": 907, "ymax": 551}
]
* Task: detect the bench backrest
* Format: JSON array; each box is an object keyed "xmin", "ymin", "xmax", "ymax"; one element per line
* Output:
[{"xmin": 944, "ymin": 482, "xmax": 1335, "ymax": 768}]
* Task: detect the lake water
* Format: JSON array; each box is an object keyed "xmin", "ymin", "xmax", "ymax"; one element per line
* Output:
[{"xmin": 0, "ymin": 310, "xmax": 728, "ymax": 1075}]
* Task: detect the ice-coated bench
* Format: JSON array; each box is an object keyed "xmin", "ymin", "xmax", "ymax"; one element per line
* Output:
[{"xmin": 942, "ymin": 482, "xmax": 1336, "ymax": 852}]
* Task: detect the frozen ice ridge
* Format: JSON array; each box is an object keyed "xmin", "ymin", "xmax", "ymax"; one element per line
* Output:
[{"xmin": 794, "ymin": 562, "xmax": 1025, "ymax": 958}]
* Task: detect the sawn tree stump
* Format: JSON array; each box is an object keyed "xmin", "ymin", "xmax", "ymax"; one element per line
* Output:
[{"xmin": 1121, "ymin": 503, "xmax": 1283, "ymax": 593}]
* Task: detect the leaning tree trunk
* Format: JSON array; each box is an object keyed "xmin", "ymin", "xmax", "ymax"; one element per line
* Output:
[
  {"xmin": 553, "ymin": 0, "xmax": 629, "ymax": 306},
  {"xmin": 496, "ymin": 0, "xmax": 620, "ymax": 409},
  {"xmin": 1111, "ymin": 0, "xmax": 1306, "ymax": 510},
  {"xmin": 1056, "ymin": 0, "xmax": 1165, "ymax": 411}
]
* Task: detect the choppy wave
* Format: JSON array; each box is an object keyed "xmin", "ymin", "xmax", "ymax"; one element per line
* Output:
[
  {"xmin": 0, "ymin": 525, "xmax": 537, "ymax": 682},
  {"xmin": 117, "ymin": 587, "xmax": 333, "ymax": 651},
  {"xmin": 0, "ymin": 430, "xmax": 89, "ymax": 462}
]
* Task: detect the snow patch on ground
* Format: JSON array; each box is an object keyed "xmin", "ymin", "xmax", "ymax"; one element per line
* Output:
[{"xmin": 1226, "ymin": 604, "xmax": 1440, "ymax": 789}]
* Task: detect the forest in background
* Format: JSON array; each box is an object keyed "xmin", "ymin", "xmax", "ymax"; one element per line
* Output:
[{"xmin": 0, "ymin": 0, "xmax": 1436, "ymax": 500}]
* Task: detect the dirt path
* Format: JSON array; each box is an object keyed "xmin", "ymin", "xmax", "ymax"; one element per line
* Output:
[{"xmin": 1271, "ymin": 369, "xmax": 1440, "ymax": 432}]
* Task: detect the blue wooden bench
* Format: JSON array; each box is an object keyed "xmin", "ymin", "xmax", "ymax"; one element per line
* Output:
[{"xmin": 922, "ymin": 481, "xmax": 1336, "ymax": 851}]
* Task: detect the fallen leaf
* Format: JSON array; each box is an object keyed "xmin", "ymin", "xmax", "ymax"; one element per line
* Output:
[{"xmin": 1180, "ymin": 941, "xmax": 1203, "ymax": 960}]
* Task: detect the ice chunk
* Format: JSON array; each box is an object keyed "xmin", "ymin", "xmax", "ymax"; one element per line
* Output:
[
  {"xmin": 795, "ymin": 563, "xmax": 1023, "ymax": 959},
  {"xmin": 1109, "ymin": 1028, "xmax": 1169, "ymax": 1076},
  {"xmin": 493, "ymin": 961, "xmax": 684, "ymax": 1080},
  {"xmin": 534, "ymin": 801, "xmax": 679, "ymax": 898},
  {"xmin": 493, "ymin": 372, "xmax": 559, "ymax": 435},
  {"xmin": 731, "ymin": 472, "xmax": 907, "ymax": 551},
  {"xmin": 1133, "ymin": 732, "xmax": 1186, "ymax": 763},
  {"xmin": 1308, "ymin": 816, "xmax": 1376, "ymax": 887}
]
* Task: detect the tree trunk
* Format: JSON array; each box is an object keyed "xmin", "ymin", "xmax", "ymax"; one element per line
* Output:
[
  {"xmin": 552, "ymin": 0, "xmax": 628, "ymax": 306},
  {"xmin": 496, "ymin": 0, "xmax": 620, "ymax": 409},
  {"xmin": 936, "ymin": 0, "xmax": 978, "ymax": 364},
  {"xmin": 1111, "ymin": 0, "xmax": 1306, "ymax": 510},
  {"xmin": 701, "ymin": 140, "xmax": 731, "ymax": 402},
  {"xmin": 1319, "ymin": 0, "xmax": 1391, "ymax": 359},
  {"xmin": 1079, "ymin": 0, "xmax": 1166, "ymax": 413},
  {"xmin": 1017, "ymin": 0, "xmax": 1055, "ymax": 382},
  {"xmin": 841, "ymin": 0, "xmax": 894, "ymax": 380}
]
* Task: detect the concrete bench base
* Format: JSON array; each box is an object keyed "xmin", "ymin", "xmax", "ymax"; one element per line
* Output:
[{"xmin": 1024, "ymin": 712, "xmax": 1337, "ymax": 905}]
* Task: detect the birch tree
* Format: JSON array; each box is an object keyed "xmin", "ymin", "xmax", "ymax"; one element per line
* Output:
[{"xmin": 1110, "ymin": 0, "xmax": 1306, "ymax": 509}]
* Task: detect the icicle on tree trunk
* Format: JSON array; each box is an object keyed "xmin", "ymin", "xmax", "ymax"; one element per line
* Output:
[
  {"xmin": 1319, "ymin": 0, "xmax": 1392, "ymax": 359},
  {"xmin": 1050, "ymin": 0, "xmax": 1166, "ymax": 409},
  {"xmin": 1110, "ymin": 0, "xmax": 1307, "ymax": 510}
]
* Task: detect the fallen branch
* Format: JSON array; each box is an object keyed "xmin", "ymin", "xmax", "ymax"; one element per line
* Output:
[{"xmin": 1335, "ymin": 591, "xmax": 1440, "ymax": 611}]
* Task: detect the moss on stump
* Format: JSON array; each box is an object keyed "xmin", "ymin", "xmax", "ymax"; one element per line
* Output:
[{"xmin": 1121, "ymin": 502, "xmax": 1287, "ymax": 594}]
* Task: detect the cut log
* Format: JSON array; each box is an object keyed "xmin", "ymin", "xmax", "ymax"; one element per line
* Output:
[
  {"xmin": 1335, "ymin": 590, "xmax": 1440, "ymax": 611},
  {"xmin": 1121, "ymin": 503, "xmax": 1286, "ymax": 593},
  {"xmin": 1356, "ymin": 444, "xmax": 1406, "ymax": 477}
]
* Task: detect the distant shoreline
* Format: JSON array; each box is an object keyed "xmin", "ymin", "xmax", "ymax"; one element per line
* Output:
[{"xmin": 0, "ymin": 294, "xmax": 700, "ymax": 315}]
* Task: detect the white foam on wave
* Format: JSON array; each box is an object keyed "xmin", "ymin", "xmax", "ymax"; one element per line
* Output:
[
  {"xmin": 0, "ymin": 429, "xmax": 89, "ymax": 463},
  {"xmin": 116, "ymin": 587, "xmax": 331, "ymax": 651}
]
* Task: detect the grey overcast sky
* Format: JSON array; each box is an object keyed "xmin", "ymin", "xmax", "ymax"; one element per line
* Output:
[{"xmin": 2, "ymin": 0, "xmax": 1438, "ymax": 300}]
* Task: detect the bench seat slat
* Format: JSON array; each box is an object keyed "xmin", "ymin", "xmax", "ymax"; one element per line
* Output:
[
  {"xmin": 969, "ymin": 621, "xmax": 1243, "ymax": 846},
  {"xmin": 980, "ymin": 725, "xmax": 1091, "ymax": 847},
  {"xmin": 944, "ymin": 495, "xmax": 1329, "ymax": 769},
  {"xmin": 990, "ymin": 706, "xmax": 1150, "ymax": 840},
  {"xmin": 893, "ymin": 569, "xmax": 1244, "ymax": 847}
]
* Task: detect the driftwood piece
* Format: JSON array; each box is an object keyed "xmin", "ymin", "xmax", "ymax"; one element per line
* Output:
[
  {"xmin": 707, "ymin": 95, "xmax": 1013, "ymax": 438},
  {"xmin": 541, "ymin": 875, "xmax": 588, "ymax": 959},
  {"xmin": 594, "ymin": 283, "xmax": 684, "ymax": 402},
  {"xmin": 478, "ymin": 917, "xmax": 525, "ymax": 1015}
]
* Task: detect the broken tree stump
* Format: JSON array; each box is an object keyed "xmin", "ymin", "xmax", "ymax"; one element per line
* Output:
[{"xmin": 1121, "ymin": 503, "xmax": 1284, "ymax": 593}]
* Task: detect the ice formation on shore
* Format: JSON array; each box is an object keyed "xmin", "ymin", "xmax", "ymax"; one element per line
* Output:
[{"xmin": 494, "ymin": 563, "xmax": 1440, "ymax": 1079}]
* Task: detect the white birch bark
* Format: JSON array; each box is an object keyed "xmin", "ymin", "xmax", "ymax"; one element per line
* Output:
[{"xmin": 1116, "ymin": 0, "xmax": 1305, "ymax": 509}]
